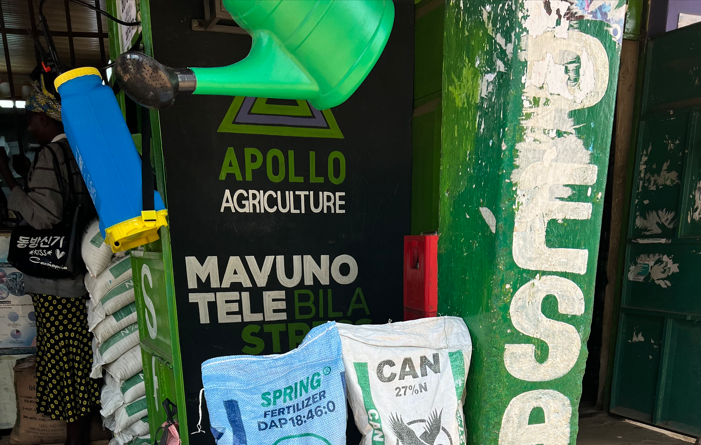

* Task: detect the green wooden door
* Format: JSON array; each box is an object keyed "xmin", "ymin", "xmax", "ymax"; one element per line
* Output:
[{"xmin": 611, "ymin": 23, "xmax": 701, "ymax": 437}]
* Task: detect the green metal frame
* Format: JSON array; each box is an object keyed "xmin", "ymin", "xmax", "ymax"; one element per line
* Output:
[
  {"xmin": 105, "ymin": 0, "xmax": 189, "ymax": 441},
  {"xmin": 140, "ymin": 0, "xmax": 189, "ymax": 438}
]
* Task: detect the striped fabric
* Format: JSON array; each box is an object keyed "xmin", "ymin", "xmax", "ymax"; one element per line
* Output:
[{"xmin": 8, "ymin": 134, "xmax": 90, "ymax": 230}]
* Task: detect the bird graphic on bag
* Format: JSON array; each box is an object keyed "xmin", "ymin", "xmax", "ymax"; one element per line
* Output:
[{"xmin": 388, "ymin": 410, "xmax": 444, "ymax": 445}]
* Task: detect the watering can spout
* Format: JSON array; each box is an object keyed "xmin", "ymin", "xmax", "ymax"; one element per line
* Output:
[
  {"xmin": 191, "ymin": 31, "xmax": 319, "ymax": 102},
  {"xmin": 115, "ymin": 0, "xmax": 394, "ymax": 111}
]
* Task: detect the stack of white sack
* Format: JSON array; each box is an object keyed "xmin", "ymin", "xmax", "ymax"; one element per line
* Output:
[
  {"xmin": 101, "ymin": 374, "xmax": 149, "ymax": 442},
  {"xmin": 82, "ymin": 220, "xmax": 148, "ymax": 444}
]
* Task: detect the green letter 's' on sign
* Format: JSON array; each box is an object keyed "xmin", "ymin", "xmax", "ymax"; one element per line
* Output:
[{"xmin": 438, "ymin": 1, "xmax": 624, "ymax": 444}]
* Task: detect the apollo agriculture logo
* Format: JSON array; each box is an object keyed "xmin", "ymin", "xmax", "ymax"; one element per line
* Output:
[{"xmin": 218, "ymin": 96, "xmax": 344, "ymax": 139}]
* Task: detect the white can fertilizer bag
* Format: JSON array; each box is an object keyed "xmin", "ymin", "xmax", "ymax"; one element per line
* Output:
[
  {"xmin": 106, "ymin": 345, "xmax": 143, "ymax": 384},
  {"xmin": 85, "ymin": 255, "xmax": 132, "ymax": 305},
  {"xmin": 100, "ymin": 373, "xmax": 124, "ymax": 417},
  {"xmin": 337, "ymin": 317, "xmax": 472, "ymax": 445},
  {"xmin": 114, "ymin": 396, "xmax": 147, "ymax": 432},
  {"xmin": 115, "ymin": 416, "xmax": 149, "ymax": 444},
  {"xmin": 124, "ymin": 436, "xmax": 150, "ymax": 445},
  {"xmin": 121, "ymin": 372, "xmax": 145, "ymax": 404},
  {"xmin": 100, "ymin": 279, "xmax": 135, "ymax": 316},
  {"xmin": 81, "ymin": 219, "xmax": 113, "ymax": 278},
  {"xmin": 87, "ymin": 299, "xmax": 106, "ymax": 332},
  {"xmin": 97, "ymin": 323, "xmax": 139, "ymax": 365},
  {"xmin": 93, "ymin": 302, "xmax": 138, "ymax": 343}
]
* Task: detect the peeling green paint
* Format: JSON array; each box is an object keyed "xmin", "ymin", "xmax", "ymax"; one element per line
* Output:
[{"xmin": 438, "ymin": 1, "xmax": 623, "ymax": 443}]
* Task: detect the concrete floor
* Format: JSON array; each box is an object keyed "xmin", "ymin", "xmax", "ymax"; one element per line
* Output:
[
  {"xmin": 578, "ymin": 412, "xmax": 697, "ymax": 445},
  {"xmin": 0, "ymin": 412, "xmax": 696, "ymax": 445}
]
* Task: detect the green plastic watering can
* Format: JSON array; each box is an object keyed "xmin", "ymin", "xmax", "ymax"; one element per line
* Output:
[{"xmin": 115, "ymin": 0, "xmax": 395, "ymax": 110}]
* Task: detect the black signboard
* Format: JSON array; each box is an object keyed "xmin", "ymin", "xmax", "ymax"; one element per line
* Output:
[{"xmin": 149, "ymin": 1, "xmax": 414, "ymax": 442}]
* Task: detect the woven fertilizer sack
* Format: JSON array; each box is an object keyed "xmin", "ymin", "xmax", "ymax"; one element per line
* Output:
[
  {"xmin": 100, "ymin": 373, "xmax": 124, "ymax": 418},
  {"xmin": 337, "ymin": 317, "xmax": 472, "ymax": 445},
  {"xmin": 91, "ymin": 337, "xmax": 102, "ymax": 378},
  {"xmin": 93, "ymin": 302, "xmax": 138, "ymax": 344},
  {"xmin": 202, "ymin": 322, "xmax": 346, "ymax": 445},
  {"xmin": 82, "ymin": 219, "xmax": 113, "ymax": 278},
  {"xmin": 91, "ymin": 324, "xmax": 139, "ymax": 378},
  {"xmin": 115, "ymin": 416, "xmax": 149, "ymax": 444},
  {"xmin": 101, "ymin": 279, "xmax": 135, "ymax": 316},
  {"xmin": 112, "ymin": 436, "xmax": 150, "ymax": 445},
  {"xmin": 121, "ymin": 372, "xmax": 146, "ymax": 404},
  {"xmin": 106, "ymin": 345, "xmax": 143, "ymax": 384},
  {"xmin": 10, "ymin": 356, "xmax": 66, "ymax": 444},
  {"xmin": 103, "ymin": 413, "xmax": 115, "ymax": 431},
  {"xmin": 114, "ymin": 396, "xmax": 147, "ymax": 432},
  {"xmin": 87, "ymin": 299, "xmax": 106, "ymax": 331},
  {"xmin": 85, "ymin": 255, "xmax": 132, "ymax": 305}
]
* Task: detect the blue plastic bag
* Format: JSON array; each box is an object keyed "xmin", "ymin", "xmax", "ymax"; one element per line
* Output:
[{"xmin": 202, "ymin": 322, "xmax": 347, "ymax": 445}]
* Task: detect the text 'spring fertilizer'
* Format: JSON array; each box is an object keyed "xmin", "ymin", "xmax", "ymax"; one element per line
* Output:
[
  {"xmin": 337, "ymin": 317, "xmax": 472, "ymax": 445},
  {"xmin": 202, "ymin": 322, "xmax": 347, "ymax": 445}
]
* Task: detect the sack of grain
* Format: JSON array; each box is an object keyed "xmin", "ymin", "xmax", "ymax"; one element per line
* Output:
[
  {"xmin": 338, "ymin": 317, "xmax": 472, "ymax": 445},
  {"xmin": 91, "ymin": 337, "xmax": 102, "ymax": 379},
  {"xmin": 85, "ymin": 255, "xmax": 132, "ymax": 305},
  {"xmin": 99, "ymin": 324, "xmax": 139, "ymax": 364},
  {"xmin": 10, "ymin": 356, "xmax": 66, "ymax": 444},
  {"xmin": 92, "ymin": 324, "xmax": 139, "ymax": 379},
  {"xmin": 114, "ymin": 396, "xmax": 147, "ymax": 432},
  {"xmin": 93, "ymin": 302, "xmax": 137, "ymax": 344},
  {"xmin": 100, "ymin": 279, "xmax": 135, "ymax": 316},
  {"xmin": 81, "ymin": 219, "xmax": 113, "ymax": 278},
  {"xmin": 103, "ymin": 413, "xmax": 116, "ymax": 431},
  {"xmin": 100, "ymin": 373, "xmax": 124, "ymax": 418},
  {"xmin": 202, "ymin": 322, "xmax": 347, "ymax": 445},
  {"xmin": 106, "ymin": 345, "xmax": 143, "ymax": 384},
  {"xmin": 121, "ymin": 372, "xmax": 145, "ymax": 404},
  {"xmin": 115, "ymin": 416, "xmax": 149, "ymax": 444},
  {"xmin": 86, "ymin": 299, "xmax": 106, "ymax": 332}
]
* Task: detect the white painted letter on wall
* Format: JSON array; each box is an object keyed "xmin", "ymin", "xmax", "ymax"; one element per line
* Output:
[
  {"xmin": 504, "ymin": 276, "xmax": 585, "ymax": 381},
  {"xmin": 499, "ymin": 390, "xmax": 571, "ymax": 445}
]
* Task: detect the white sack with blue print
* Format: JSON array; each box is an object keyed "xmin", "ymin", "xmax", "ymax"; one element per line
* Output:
[{"xmin": 201, "ymin": 322, "xmax": 347, "ymax": 445}]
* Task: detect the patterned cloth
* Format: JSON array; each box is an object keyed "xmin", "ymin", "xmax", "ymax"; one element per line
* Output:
[
  {"xmin": 25, "ymin": 77, "xmax": 62, "ymax": 122},
  {"xmin": 31, "ymin": 294, "xmax": 100, "ymax": 422}
]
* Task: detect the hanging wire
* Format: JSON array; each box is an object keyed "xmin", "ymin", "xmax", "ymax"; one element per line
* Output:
[
  {"xmin": 40, "ymin": 0, "xmax": 141, "ymax": 27},
  {"xmin": 35, "ymin": 0, "xmax": 142, "ymax": 75},
  {"xmin": 66, "ymin": 0, "xmax": 141, "ymax": 26},
  {"xmin": 38, "ymin": 0, "xmax": 63, "ymax": 71}
]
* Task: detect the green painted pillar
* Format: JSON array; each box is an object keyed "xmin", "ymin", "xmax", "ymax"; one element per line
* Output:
[{"xmin": 438, "ymin": 1, "xmax": 624, "ymax": 444}]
